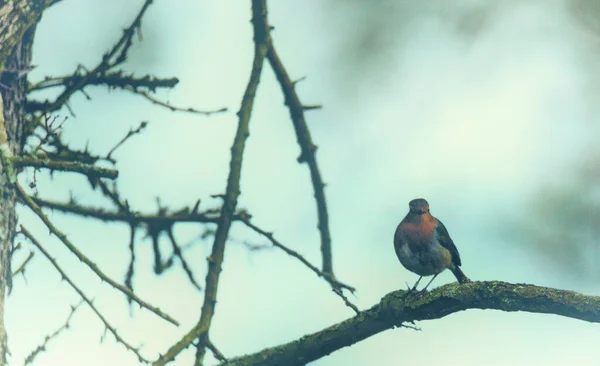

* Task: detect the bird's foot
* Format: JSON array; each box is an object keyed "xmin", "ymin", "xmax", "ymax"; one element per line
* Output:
[{"xmin": 403, "ymin": 282, "xmax": 424, "ymax": 297}]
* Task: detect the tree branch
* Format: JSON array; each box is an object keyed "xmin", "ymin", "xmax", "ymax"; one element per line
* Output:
[
  {"xmin": 24, "ymin": 0, "xmax": 155, "ymax": 114},
  {"xmin": 264, "ymin": 14, "xmax": 333, "ymax": 278},
  {"xmin": 121, "ymin": 87, "xmax": 228, "ymax": 116},
  {"xmin": 20, "ymin": 227, "xmax": 149, "ymax": 363},
  {"xmin": 239, "ymin": 217, "xmax": 356, "ymax": 298},
  {"xmin": 11, "ymin": 155, "xmax": 118, "ymax": 179},
  {"xmin": 28, "ymin": 72, "xmax": 178, "ymax": 93},
  {"xmin": 16, "ymin": 183, "xmax": 180, "ymax": 327},
  {"xmin": 220, "ymin": 281, "xmax": 600, "ymax": 366},
  {"xmin": 10, "ymin": 250, "xmax": 33, "ymax": 278},
  {"xmin": 24, "ymin": 300, "xmax": 83, "ymax": 365},
  {"xmin": 153, "ymin": 1, "xmax": 270, "ymax": 364},
  {"xmin": 27, "ymin": 196, "xmax": 237, "ymax": 225}
]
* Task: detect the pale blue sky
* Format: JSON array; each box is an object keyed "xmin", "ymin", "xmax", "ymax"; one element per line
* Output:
[{"xmin": 7, "ymin": 0, "xmax": 600, "ymax": 365}]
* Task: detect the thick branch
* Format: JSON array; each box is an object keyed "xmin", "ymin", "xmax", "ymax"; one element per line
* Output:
[{"xmin": 221, "ymin": 281, "xmax": 600, "ymax": 366}]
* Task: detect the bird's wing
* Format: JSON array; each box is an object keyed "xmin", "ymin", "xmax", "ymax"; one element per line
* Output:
[{"xmin": 435, "ymin": 219, "xmax": 462, "ymax": 266}]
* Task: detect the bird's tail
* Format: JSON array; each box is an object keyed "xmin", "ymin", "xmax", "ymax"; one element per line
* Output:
[{"xmin": 450, "ymin": 266, "xmax": 471, "ymax": 284}]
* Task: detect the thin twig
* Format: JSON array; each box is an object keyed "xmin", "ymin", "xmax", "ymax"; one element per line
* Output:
[
  {"xmin": 239, "ymin": 217, "xmax": 355, "ymax": 292},
  {"xmin": 24, "ymin": 300, "xmax": 83, "ymax": 365},
  {"xmin": 20, "ymin": 228, "xmax": 149, "ymax": 363},
  {"xmin": 332, "ymin": 287, "xmax": 360, "ymax": 315},
  {"xmin": 106, "ymin": 121, "xmax": 148, "ymax": 159},
  {"xmin": 125, "ymin": 224, "xmax": 136, "ymax": 302},
  {"xmin": 206, "ymin": 339, "xmax": 227, "ymax": 363},
  {"xmin": 124, "ymin": 87, "xmax": 228, "ymax": 116},
  {"xmin": 16, "ymin": 183, "xmax": 180, "ymax": 326},
  {"xmin": 166, "ymin": 228, "xmax": 202, "ymax": 291},
  {"xmin": 11, "ymin": 251, "xmax": 34, "ymax": 278}
]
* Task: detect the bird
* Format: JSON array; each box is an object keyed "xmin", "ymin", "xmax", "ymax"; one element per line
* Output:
[{"xmin": 394, "ymin": 198, "xmax": 470, "ymax": 292}]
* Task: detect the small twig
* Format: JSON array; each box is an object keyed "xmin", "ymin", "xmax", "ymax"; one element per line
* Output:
[
  {"xmin": 166, "ymin": 228, "xmax": 202, "ymax": 291},
  {"xmin": 206, "ymin": 339, "xmax": 227, "ymax": 363},
  {"xmin": 16, "ymin": 184, "xmax": 180, "ymax": 326},
  {"xmin": 97, "ymin": 180, "xmax": 131, "ymax": 213},
  {"xmin": 125, "ymin": 224, "xmax": 136, "ymax": 303},
  {"xmin": 11, "ymin": 251, "xmax": 34, "ymax": 278},
  {"xmin": 332, "ymin": 287, "xmax": 360, "ymax": 315},
  {"xmin": 240, "ymin": 217, "xmax": 355, "ymax": 292},
  {"xmin": 106, "ymin": 121, "xmax": 148, "ymax": 159},
  {"xmin": 24, "ymin": 300, "xmax": 83, "ymax": 365},
  {"xmin": 20, "ymin": 228, "xmax": 149, "ymax": 363},
  {"xmin": 124, "ymin": 87, "xmax": 228, "ymax": 116},
  {"xmin": 399, "ymin": 322, "xmax": 422, "ymax": 331}
]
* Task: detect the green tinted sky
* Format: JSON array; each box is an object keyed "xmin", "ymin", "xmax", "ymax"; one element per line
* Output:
[{"xmin": 8, "ymin": 0, "xmax": 600, "ymax": 365}]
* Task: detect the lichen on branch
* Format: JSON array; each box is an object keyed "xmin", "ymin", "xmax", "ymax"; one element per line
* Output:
[{"xmin": 220, "ymin": 281, "xmax": 600, "ymax": 366}]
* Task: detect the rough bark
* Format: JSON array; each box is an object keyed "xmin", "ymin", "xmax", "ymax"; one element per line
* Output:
[
  {"xmin": 221, "ymin": 281, "xmax": 600, "ymax": 366},
  {"xmin": 0, "ymin": 2, "xmax": 45, "ymax": 363}
]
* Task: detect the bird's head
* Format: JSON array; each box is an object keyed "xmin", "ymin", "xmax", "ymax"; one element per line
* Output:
[{"xmin": 409, "ymin": 198, "xmax": 430, "ymax": 215}]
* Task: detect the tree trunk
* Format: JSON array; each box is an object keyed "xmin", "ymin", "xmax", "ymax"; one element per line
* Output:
[{"xmin": 0, "ymin": 3, "xmax": 39, "ymax": 362}]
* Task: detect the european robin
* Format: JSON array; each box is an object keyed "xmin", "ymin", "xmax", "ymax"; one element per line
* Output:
[{"xmin": 394, "ymin": 198, "xmax": 470, "ymax": 291}]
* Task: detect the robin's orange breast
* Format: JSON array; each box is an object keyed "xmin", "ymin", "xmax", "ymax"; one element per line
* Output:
[
  {"xmin": 394, "ymin": 219, "xmax": 452, "ymax": 276},
  {"xmin": 396, "ymin": 220, "xmax": 436, "ymax": 252}
]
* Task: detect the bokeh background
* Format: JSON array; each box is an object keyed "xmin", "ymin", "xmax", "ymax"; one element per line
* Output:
[{"xmin": 8, "ymin": 0, "xmax": 600, "ymax": 364}]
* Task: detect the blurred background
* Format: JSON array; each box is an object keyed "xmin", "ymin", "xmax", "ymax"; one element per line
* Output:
[{"xmin": 9, "ymin": 0, "xmax": 600, "ymax": 364}]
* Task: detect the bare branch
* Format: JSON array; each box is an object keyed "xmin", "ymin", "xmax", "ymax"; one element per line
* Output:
[
  {"xmin": 206, "ymin": 339, "xmax": 227, "ymax": 363},
  {"xmin": 106, "ymin": 120, "xmax": 148, "ymax": 160},
  {"xmin": 264, "ymin": 3, "xmax": 334, "ymax": 279},
  {"xmin": 29, "ymin": 72, "xmax": 178, "ymax": 93},
  {"xmin": 125, "ymin": 224, "xmax": 136, "ymax": 300},
  {"xmin": 24, "ymin": 300, "xmax": 83, "ymax": 365},
  {"xmin": 154, "ymin": 1, "xmax": 271, "ymax": 364},
  {"xmin": 166, "ymin": 228, "xmax": 202, "ymax": 291},
  {"xmin": 11, "ymin": 155, "xmax": 118, "ymax": 179},
  {"xmin": 123, "ymin": 87, "xmax": 228, "ymax": 116},
  {"xmin": 27, "ymin": 196, "xmax": 235, "ymax": 225},
  {"xmin": 11, "ymin": 250, "xmax": 33, "ymax": 278},
  {"xmin": 332, "ymin": 287, "xmax": 360, "ymax": 315},
  {"xmin": 24, "ymin": 0, "xmax": 156, "ymax": 114},
  {"xmin": 239, "ymin": 217, "xmax": 355, "ymax": 293},
  {"xmin": 220, "ymin": 281, "xmax": 600, "ymax": 366},
  {"xmin": 16, "ymin": 183, "xmax": 180, "ymax": 327},
  {"xmin": 20, "ymin": 227, "xmax": 149, "ymax": 363}
]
